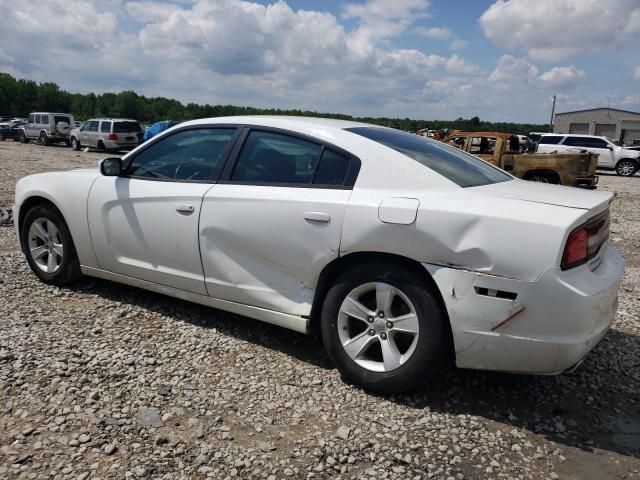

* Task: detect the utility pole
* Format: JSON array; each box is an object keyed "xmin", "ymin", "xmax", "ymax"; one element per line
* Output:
[{"xmin": 549, "ymin": 95, "xmax": 556, "ymax": 132}]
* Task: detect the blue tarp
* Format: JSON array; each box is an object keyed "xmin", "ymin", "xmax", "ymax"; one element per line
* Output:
[{"xmin": 143, "ymin": 120, "xmax": 178, "ymax": 141}]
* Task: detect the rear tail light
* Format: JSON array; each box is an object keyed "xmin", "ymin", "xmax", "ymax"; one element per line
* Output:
[
  {"xmin": 108, "ymin": 133, "xmax": 118, "ymax": 140},
  {"xmin": 561, "ymin": 211, "xmax": 610, "ymax": 270}
]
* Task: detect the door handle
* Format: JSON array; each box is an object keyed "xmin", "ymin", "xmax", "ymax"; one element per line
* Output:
[
  {"xmin": 304, "ymin": 211, "xmax": 330, "ymax": 222},
  {"xmin": 175, "ymin": 203, "xmax": 195, "ymax": 213}
]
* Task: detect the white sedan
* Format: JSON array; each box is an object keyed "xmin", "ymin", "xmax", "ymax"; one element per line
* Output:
[{"xmin": 13, "ymin": 116, "xmax": 623, "ymax": 393}]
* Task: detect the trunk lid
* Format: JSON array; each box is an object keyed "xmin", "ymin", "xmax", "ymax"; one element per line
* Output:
[{"xmin": 471, "ymin": 179, "xmax": 613, "ymax": 212}]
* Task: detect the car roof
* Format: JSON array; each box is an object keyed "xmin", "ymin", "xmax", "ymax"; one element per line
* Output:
[
  {"xmin": 541, "ymin": 133, "xmax": 608, "ymax": 139},
  {"xmin": 181, "ymin": 115, "xmax": 376, "ymax": 131},
  {"xmin": 30, "ymin": 112, "xmax": 73, "ymax": 115},
  {"xmin": 85, "ymin": 118, "xmax": 138, "ymax": 122}
]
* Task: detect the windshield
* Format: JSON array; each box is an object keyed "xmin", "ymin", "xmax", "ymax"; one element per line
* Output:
[
  {"xmin": 346, "ymin": 127, "xmax": 512, "ymax": 188},
  {"xmin": 113, "ymin": 121, "xmax": 142, "ymax": 133}
]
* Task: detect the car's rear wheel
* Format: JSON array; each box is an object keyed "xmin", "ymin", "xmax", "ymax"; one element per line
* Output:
[
  {"xmin": 616, "ymin": 159, "xmax": 637, "ymax": 177},
  {"xmin": 21, "ymin": 204, "xmax": 82, "ymax": 285},
  {"xmin": 71, "ymin": 137, "xmax": 81, "ymax": 151},
  {"xmin": 39, "ymin": 132, "xmax": 50, "ymax": 146},
  {"xmin": 321, "ymin": 262, "xmax": 449, "ymax": 393},
  {"xmin": 97, "ymin": 140, "xmax": 105, "ymax": 152}
]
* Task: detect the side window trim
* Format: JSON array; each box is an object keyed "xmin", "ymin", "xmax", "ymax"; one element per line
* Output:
[
  {"xmin": 121, "ymin": 125, "xmax": 242, "ymax": 183},
  {"xmin": 219, "ymin": 125, "xmax": 361, "ymax": 189}
]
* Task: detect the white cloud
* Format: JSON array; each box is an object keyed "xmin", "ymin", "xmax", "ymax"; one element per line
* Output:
[
  {"xmin": 634, "ymin": 66, "xmax": 640, "ymax": 81},
  {"xmin": 343, "ymin": 0, "xmax": 430, "ymax": 45},
  {"xmin": 414, "ymin": 26, "xmax": 451, "ymax": 39},
  {"xmin": 480, "ymin": 0, "xmax": 640, "ymax": 61},
  {"xmin": 126, "ymin": 1, "xmax": 183, "ymax": 22},
  {"xmin": 489, "ymin": 55, "xmax": 538, "ymax": 84},
  {"xmin": 538, "ymin": 66, "xmax": 585, "ymax": 89},
  {"xmin": 450, "ymin": 39, "xmax": 467, "ymax": 50},
  {"xmin": 0, "ymin": 0, "xmax": 485, "ymax": 119}
]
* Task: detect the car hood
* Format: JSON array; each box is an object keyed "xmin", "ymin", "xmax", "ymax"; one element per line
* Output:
[{"xmin": 470, "ymin": 179, "xmax": 613, "ymax": 212}]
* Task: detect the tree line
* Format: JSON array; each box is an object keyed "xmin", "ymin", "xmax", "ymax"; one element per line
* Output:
[{"xmin": 0, "ymin": 73, "xmax": 548, "ymax": 134}]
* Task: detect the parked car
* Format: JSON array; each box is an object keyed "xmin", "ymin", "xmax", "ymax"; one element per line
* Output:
[
  {"xmin": 443, "ymin": 131, "xmax": 598, "ymax": 188},
  {"xmin": 537, "ymin": 134, "xmax": 640, "ymax": 176},
  {"xmin": 0, "ymin": 122, "xmax": 26, "ymax": 141},
  {"xmin": 70, "ymin": 118, "xmax": 143, "ymax": 152},
  {"xmin": 17, "ymin": 112, "xmax": 75, "ymax": 145},
  {"xmin": 13, "ymin": 116, "xmax": 623, "ymax": 393}
]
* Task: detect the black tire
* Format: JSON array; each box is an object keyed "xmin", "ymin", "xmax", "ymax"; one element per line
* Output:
[
  {"xmin": 0, "ymin": 133, "xmax": 5, "ymax": 141},
  {"xmin": 97, "ymin": 140, "xmax": 105, "ymax": 152},
  {"xmin": 39, "ymin": 132, "xmax": 50, "ymax": 146},
  {"xmin": 321, "ymin": 262, "xmax": 449, "ymax": 394},
  {"xmin": 21, "ymin": 204, "xmax": 82, "ymax": 286},
  {"xmin": 19, "ymin": 132, "xmax": 28, "ymax": 143},
  {"xmin": 615, "ymin": 159, "xmax": 637, "ymax": 177},
  {"xmin": 71, "ymin": 137, "xmax": 81, "ymax": 151}
]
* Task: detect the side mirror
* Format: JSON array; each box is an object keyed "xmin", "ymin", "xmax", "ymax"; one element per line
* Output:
[
  {"xmin": 100, "ymin": 157, "xmax": 123, "ymax": 176},
  {"xmin": 607, "ymin": 146, "xmax": 614, "ymax": 150}
]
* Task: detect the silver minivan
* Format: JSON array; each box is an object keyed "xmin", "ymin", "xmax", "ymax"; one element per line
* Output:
[{"xmin": 70, "ymin": 118, "xmax": 142, "ymax": 152}]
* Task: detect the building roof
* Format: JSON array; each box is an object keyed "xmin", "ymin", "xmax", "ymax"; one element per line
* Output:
[{"xmin": 555, "ymin": 107, "xmax": 640, "ymax": 116}]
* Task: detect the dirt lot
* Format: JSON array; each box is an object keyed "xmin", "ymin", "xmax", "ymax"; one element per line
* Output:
[{"xmin": 0, "ymin": 140, "xmax": 639, "ymax": 479}]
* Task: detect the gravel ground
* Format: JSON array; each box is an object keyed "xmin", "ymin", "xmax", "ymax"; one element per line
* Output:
[{"xmin": 0, "ymin": 140, "xmax": 639, "ymax": 480}]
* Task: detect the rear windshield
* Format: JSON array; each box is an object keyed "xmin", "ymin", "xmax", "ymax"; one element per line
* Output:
[
  {"xmin": 346, "ymin": 127, "xmax": 511, "ymax": 188},
  {"xmin": 54, "ymin": 116, "xmax": 71, "ymax": 125},
  {"xmin": 113, "ymin": 121, "xmax": 142, "ymax": 133}
]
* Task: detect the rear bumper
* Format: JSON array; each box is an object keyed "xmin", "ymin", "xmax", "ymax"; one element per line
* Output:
[
  {"xmin": 575, "ymin": 176, "xmax": 598, "ymax": 189},
  {"xmin": 103, "ymin": 139, "xmax": 139, "ymax": 151},
  {"xmin": 424, "ymin": 246, "xmax": 624, "ymax": 374}
]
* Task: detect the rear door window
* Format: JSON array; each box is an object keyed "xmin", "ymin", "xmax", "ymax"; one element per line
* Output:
[
  {"xmin": 469, "ymin": 137, "xmax": 496, "ymax": 154},
  {"xmin": 313, "ymin": 149, "xmax": 350, "ymax": 186},
  {"xmin": 231, "ymin": 130, "xmax": 322, "ymax": 185},
  {"xmin": 100, "ymin": 121, "xmax": 111, "ymax": 133},
  {"xmin": 539, "ymin": 135, "xmax": 564, "ymax": 145}
]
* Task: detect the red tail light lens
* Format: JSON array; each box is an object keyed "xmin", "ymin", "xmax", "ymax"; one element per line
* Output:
[
  {"xmin": 561, "ymin": 211, "xmax": 610, "ymax": 270},
  {"xmin": 108, "ymin": 133, "xmax": 118, "ymax": 140},
  {"xmin": 562, "ymin": 229, "xmax": 588, "ymax": 267}
]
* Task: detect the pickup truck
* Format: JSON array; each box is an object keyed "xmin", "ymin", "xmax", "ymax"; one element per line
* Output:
[
  {"xmin": 443, "ymin": 131, "xmax": 598, "ymax": 189},
  {"xmin": 17, "ymin": 112, "xmax": 75, "ymax": 146}
]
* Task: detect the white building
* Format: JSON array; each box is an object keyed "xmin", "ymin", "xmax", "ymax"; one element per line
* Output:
[{"xmin": 553, "ymin": 107, "xmax": 640, "ymax": 144}]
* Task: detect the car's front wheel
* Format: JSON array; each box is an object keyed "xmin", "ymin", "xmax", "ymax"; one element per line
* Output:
[
  {"xmin": 321, "ymin": 262, "xmax": 450, "ymax": 393},
  {"xmin": 616, "ymin": 159, "xmax": 637, "ymax": 177},
  {"xmin": 71, "ymin": 137, "xmax": 81, "ymax": 151},
  {"xmin": 21, "ymin": 204, "xmax": 82, "ymax": 285}
]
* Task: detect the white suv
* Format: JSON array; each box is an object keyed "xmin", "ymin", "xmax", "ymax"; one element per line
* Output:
[{"xmin": 537, "ymin": 134, "xmax": 640, "ymax": 176}]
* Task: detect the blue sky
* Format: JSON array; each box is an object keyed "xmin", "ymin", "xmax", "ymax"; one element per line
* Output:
[{"xmin": 1, "ymin": 0, "xmax": 639, "ymax": 123}]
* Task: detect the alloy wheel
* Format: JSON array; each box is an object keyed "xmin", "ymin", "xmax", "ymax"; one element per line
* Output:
[
  {"xmin": 337, "ymin": 282, "xmax": 419, "ymax": 372},
  {"xmin": 617, "ymin": 160, "xmax": 636, "ymax": 176},
  {"xmin": 530, "ymin": 175, "xmax": 550, "ymax": 183},
  {"xmin": 27, "ymin": 217, "xmax": 64, "ymax": 274}
]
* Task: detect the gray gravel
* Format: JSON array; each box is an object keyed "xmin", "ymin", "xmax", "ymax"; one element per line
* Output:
[{"xmin": 1, "ymin": 141, "xmax": 639, "ymax": 479}]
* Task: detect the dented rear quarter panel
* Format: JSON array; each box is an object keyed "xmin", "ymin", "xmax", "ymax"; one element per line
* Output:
[{"xmin": 340, "ymin": 185, "xmax": 587, "ymax": 282}]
